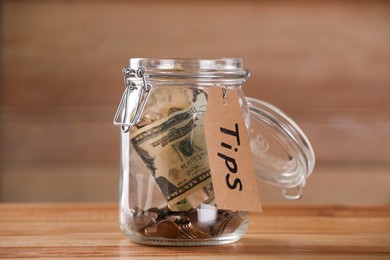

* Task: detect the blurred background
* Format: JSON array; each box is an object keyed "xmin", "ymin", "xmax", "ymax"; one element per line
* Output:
[{"xmin": 1, "ymin": 0, "xmax": 389, "ymax": 204}]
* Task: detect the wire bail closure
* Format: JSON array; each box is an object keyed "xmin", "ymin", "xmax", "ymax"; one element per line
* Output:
[{"xmin": 113, "ymin": 67, "xmax": 153, "ymax": 133}]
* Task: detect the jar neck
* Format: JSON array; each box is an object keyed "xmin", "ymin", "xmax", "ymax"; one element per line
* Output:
[{"xmin": 126, "ymin": 58, "xmax": 250, "ymax": 85}]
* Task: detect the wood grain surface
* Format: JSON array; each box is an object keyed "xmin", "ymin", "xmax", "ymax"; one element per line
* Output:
[{"xmin": 0, "ymin": 203, "xmax": 389, "ymax": 259}]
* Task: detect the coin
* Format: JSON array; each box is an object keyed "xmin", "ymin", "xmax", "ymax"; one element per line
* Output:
[
  {"xmin": 131, "ymin": 206, "xmax": 243, "ymax": 239},
  {"xmin": 166, "ymin": 215, "xmax": 184, "ymax": 224},
  {"xmin": 211, "ymin": 215, "xmax": 229, "ymax": 236},
  {"xmin": 144, "ymin": 225, "xmax": 158, "ymax": 237},
  {"xmin": 188, "ymin": 210, "xmax": 211, "ymax": 235},
  {"xmin": 146, "ymin": 211, "xmax": 159, "ymax": 220},
  {"xmin": 178, "ymin": 223, "xmax": 197, "ymax": 239},
  {"xmin": 187, "ymin": 222, "xmax": 211, "ymax": 238},
  {"xmin": 127, "ymin": 214, "xmax": 155, "ymax": 231},
  {"xmin": 156, "ymin": 220, "xmax": 180, "ymax": 239},
  {"xmin": 222, "ymin": 214, "xmax": 242, "ymax": 234}
]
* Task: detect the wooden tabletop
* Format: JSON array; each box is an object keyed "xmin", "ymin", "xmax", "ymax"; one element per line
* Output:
[{"xmin": 0, "ymin": 204, "xmax": 389, "ymax": 259}]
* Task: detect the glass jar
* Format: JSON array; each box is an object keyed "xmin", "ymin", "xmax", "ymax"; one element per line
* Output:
[{"xmin": 113, "ymin": 58, "xmax": 315, "ymax": 246}]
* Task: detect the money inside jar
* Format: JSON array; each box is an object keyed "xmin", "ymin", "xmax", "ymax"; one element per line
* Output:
[
  {"xmin": 130, "ymin": 87, "xmax": 212, "ymax": 210},
  {"xmin": 126, "ymin": 86, "xmax": 245, "ymax": 239},
  {"xmin": 127, "ymin": 205, "xmax": 244, "ymax": 240}
]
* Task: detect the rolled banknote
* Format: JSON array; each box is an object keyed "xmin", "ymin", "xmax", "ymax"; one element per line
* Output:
[{"xmin": 130, "ymin": 91, "xmax": 212, "ymax": 210}]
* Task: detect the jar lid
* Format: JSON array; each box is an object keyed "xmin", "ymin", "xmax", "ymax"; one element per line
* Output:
[
  {"xmin": 129, "ymin": 58, "xmax": 244, "ymax": 71},
  {"xmin": 246, "ymin": 97, "xmax": 315, "ymax": 200},
  {"xmin": 127, "ymin": 58, "xmax": 249, "ymax": 82}
]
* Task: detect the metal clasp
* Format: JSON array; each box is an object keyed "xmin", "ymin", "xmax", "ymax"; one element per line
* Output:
[{"xmin": 113, "ymin": 67, "xmax": 153, "ymax": 133}]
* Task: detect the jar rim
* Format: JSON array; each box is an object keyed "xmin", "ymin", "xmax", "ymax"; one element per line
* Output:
[
  {"xmin": 127, "ymin": 58, "xmax": 249, "ymax": 81},
  {"xmin": 129, "ymin": 58, "xmax": 243, "ymax": 71}
]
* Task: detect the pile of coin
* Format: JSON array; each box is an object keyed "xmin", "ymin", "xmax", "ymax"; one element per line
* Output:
[{"xmin": 126, "ymin": 207, "xmax": 243, "ymax": 239}]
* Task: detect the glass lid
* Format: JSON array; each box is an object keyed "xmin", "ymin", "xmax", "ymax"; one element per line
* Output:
[
  {"xmin": 246, "ymin": 97, "xmax": 315, "ymax": 200},
  {"xmin": 129, "ymin": 58, "xmax": 244, "ymax": 71},
  {"xmin": 127, "ymin": 58, "xmax": 249, "ymax": 82}
]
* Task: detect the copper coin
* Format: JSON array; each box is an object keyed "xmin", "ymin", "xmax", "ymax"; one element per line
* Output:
[
  {"xmin": 166, "ymin": 215, "xmax": 182, "ymax": 223},
  {"xmin": 222, "ymin": 214, "xmax": 242, "ymax": 234},
  {"xmin": 156, "ymin": 220, "xmax": 180, "ymax": 239},
  {"xmin": 188, "ymin": 211, "xmax": 211, "ymax": 235},
  {"xmin": 188, "ymin": 222, "xmax": 211, "ymax": 238},
  {"xmin": 178, "ymin": 223, "xmax": 197, "ymax": 239},
  {"xmin": 211, "ymin": 216, "xmax": 229, "ymax": 236},
  {"xmin": 144, "ymin": 225, "xmax": 158, "ymax": 237}
]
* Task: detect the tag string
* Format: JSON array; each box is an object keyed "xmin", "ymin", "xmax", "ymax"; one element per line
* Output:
[{"xmin": 222, "ymin": 86, "xmax": 227, "ymax": 104}]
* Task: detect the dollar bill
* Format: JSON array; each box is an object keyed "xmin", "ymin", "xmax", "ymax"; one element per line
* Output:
[
  {"xmin": 130, "ymin": 93, "xmax": 212, "ymax": 210},
  {"xmin": 133, "ymin": 86, "xmax": 194, "ymax": 129}
]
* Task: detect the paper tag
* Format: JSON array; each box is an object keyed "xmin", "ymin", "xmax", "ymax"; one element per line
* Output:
[{"xmin": 205, "ymin": 87, "xmax": 262, "ymax": 212}]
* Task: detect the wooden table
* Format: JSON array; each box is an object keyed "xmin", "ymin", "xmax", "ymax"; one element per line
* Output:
[{"xmin": 0, "ymin": 204, "xmax": 389, "ymax": 259}]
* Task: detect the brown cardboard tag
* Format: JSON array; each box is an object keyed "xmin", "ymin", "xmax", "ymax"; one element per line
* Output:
[{"xmin": 205, "ymin": 87, "xmax": 262, "ymax": 212}]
